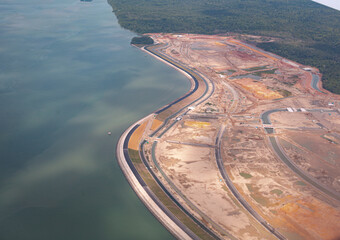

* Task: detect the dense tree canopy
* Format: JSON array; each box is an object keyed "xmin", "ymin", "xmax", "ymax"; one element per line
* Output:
[{"xmin": 131, "ymin": 36, "xmax": 154, "ymax": 45}]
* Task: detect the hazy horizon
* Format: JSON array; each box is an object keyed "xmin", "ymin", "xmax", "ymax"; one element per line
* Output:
[{"xmin": 313, "ymin": 0, "xmax": 340, "ymax": 10}]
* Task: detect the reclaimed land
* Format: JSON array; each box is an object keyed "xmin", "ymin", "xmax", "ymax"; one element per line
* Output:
[
  {"xmin": 116, "ymin": 45, "xmax": 221, "ymax": 239},
  {"xmin": 117, "ymin": 33, "xmax": 340, "ymax": 239}
]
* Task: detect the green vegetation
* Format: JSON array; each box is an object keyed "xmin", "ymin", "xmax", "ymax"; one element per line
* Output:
[
  {"xmin": 257, "ymin": 41, "xmax": 340, "ymax": 93},
  {"xmin": 251, "ymin": 195, "xmax": 269, "ymax": 206},
  {"xmin": 130, "ymin": 36, "xmax": 154, "ymax": 45},
  {"xmin": 239, "ymin": 172, "xmax": 252, "ymax": 179},
  {"xmin": 128, "ymin": 149, "xmax": 141, "ymax": 163},
  {"xmin": 246, "ymin": 183, "xmax": 254, "ymax": 192},
  {"xmin": 277, "ymin": 89, "xmax": 292, "ymax": 97},
  {"xmin": 127, "ymin": 149, "xmax": 214, "ymax": 240},
  {"xmin": 253, "ymin": 68, "xmax": 277, "ymax": 76},
  {"xmin": 230, "ymin": 73, "xmax": 260, "ymax": 80},
  {"xmin": 270, "ymin": 189, "xmax": 283, "ymax": 196},
  {"xmin": 108, "ymin": 0, "xmax": 340, "ymax": 94},
  {"xmin": 245, "ymin": 184, "xmax": 268, "ymax": 206},
  {"xmin": 243, "ymin": 66, "xmax": 268, "ymax": 72},
  {"xmin": 296, "ymin": 180, "xmax": 307, "ymax": 186}
]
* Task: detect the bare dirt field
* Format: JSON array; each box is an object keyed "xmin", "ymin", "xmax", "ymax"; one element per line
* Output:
[
  {"xmin": 155, "ymin": 124, "xmax": 275, "ymax": 239},
  {"xmin": 235, "ymin": 78, "xmax": 283, "ymax": 100},
  {"xmin": 129, "ymin": 33, "xmax": 340, "ymax": 239},
  {"xmin": 222, "ymin": 126, "xmax": 340, "ymax": 240}
]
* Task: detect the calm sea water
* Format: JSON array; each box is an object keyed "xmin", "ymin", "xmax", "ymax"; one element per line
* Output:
[{"xmin": 0, "ymin": 0, "xmax": 189, "ymax": 239}]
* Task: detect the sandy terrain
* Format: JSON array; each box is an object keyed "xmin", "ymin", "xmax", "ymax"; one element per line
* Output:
[
  {"xmin": 126, "ymin": 33, "xmax": 340, "ymax": 239},
  {"xmin": 235, "ymin": 78, "xmax": 283, "ymax": 100},
  {"xmin": 128, "ymin": 121, "xmax": 148, "ymax": 150}
]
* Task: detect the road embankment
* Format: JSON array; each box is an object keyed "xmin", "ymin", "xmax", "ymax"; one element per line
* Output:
[
  {"xmin": 116, "ymin": 44, "xmax": 216, "ymax": 240},
  {"xmin": 116, "ymin": 115, "xmax": 196, "ymax": 240}
]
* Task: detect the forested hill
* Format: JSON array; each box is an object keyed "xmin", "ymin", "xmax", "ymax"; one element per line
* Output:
[{"xmin": 108, "ymin": 0, "xmax": 340, "ymax": 94}]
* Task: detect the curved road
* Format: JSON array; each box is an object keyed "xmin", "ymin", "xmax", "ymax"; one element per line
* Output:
[
  {"xmin": 143, "ymin": 45, "xmax": 212, "ymax": 138},
  {"xmin": 311, "ymin": 74, "xmax": 326, "ymax": 94},
  {"xmin": 145, "ymin": 44, "xmax": 286, "ymax": 239},
  {"xmin": 215, "ymin": 127, "xmax": 286, "ymax": 240},
  {"xmin": 149, "ymin": 141, "xmax": 237, "ymax": 240},
  {"xmin": 116, "ymin": 117, "xmax": 199, "ymax": 240},
  {"xmin": 117, "ymin": 44, "xmax": 220, "ymax": 240},
  {"xmin": 117, "ymin": 42, "xmax": 324, "ymax": 240},
  {"xmin": 261, "ymin": 109, "xmax": 340, "ymax": 202},
  {"xmin": 141, "ymin": 140, "xmax": 222, "ymax": 240}
]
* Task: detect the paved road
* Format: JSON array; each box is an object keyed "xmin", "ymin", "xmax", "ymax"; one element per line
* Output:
[
  {"xmin": 157, "ymin": 118, "xmax": 180, "ymax": 138},
  {"xmin": 261, "ymin": 108, "xmax": 340, "ymax": 202},
  {"xmin": 144, "ymin": 140, "xmax": 224, "ymax": 239},
  {"xmin": 144, "ymin": 45, "xmax": 199, "ymax": 115},
  {"xmin": 215, "ymin": 127, "xmax": 286, "ymax": 240},
  {"xmin": 118, "ymin": 42, "xmax": 340, "ymax": 240},
  {"xmin": 139, "ymin": 140, "xmax": 208, "ymax": 240},
  {"xmin": 117, "ymin": 44, "xmax": 221, "ymax": 240},
  {"xmin": 268, "ymin": 136, "xmax": 340, "ymax": 201},
  {"xmin": 261, "ymin": 108, "xmax": 337, "ymax": 125},
  {"xmin": 150, "ymin": 141, "xmax": 236, "ymax": 240},
  {"xmin": 261, "ymin": 108, "xmax": 286, "ymax": 125},
  {"xmin": 144, "ymin": 45, "xmax": 212, "ymax": 138},
  {"xmin": 116, "ymin": 118, "xmax": 197, "ymax": 240},
  {"xmin": 311, "ymin": 74, "xmax": 326, "ymax": 94}
]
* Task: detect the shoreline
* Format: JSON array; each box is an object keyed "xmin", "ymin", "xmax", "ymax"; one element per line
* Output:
[
  {"xmin": 115, "ymin": 114, "xmax": 195, "ymax": 240},
  {"xmin": 117, "ymin": 34, "xmax": 340, "ymax": 240},
  {"xmin": 116, "ymin": 44, "xmax": 210, "ymax": 240}
]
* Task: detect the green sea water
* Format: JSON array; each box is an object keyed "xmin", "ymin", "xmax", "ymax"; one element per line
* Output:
[{"xmin": 0, "ymin": 0, "xmax": 189, "ymax": 239}]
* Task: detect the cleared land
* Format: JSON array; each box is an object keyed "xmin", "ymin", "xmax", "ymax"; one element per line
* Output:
[{"xmin": 119, "ymin": 33, "xmax": 340, "ymax": 240}]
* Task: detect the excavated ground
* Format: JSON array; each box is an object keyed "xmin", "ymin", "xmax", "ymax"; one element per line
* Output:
[{"xmin": 138, "ymin": 34, "xmax": 340, "ymax": 240}]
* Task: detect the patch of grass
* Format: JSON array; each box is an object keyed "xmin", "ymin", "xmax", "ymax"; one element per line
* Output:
[
  {"xmin": 277, "ymin": 89, "xmax": 292, "ymax": 97},
  {"xmin": 270, "ymin": 210, "xmax": 278, "ymax": 215},
  {"xmin": 270, "ymin": 189, "xmax": 283, "ymax": 196},
  {"xmin": 246, "ymin": 183, "xmax": 254, "ymax": 192},
  {"xmin": 231, "ymin": 73, "xmax": 260, "ymax": 79},
  {"xmin": 243, "ymin": 65, "xmax": 268, "ymax": 71},
  {"xmin": 296, "ymin": 181, "xmax": 306, "ymax": 186},
  {"xmin": 251, "ymin": 195, "xmax": 269, "ymax": 206},
  {"xmin": 205, "ymin": 107, "xmax": 217, "ymax": 113},
  {"xmin": 262, "ymin": 69, "xmax": 277, "ymax": 74},
  {"xmin": 128, "ymin": 149, "xmax": 142, "ymax": 163},
  {"xmin": 253, "ymin": 68, "xmax": 277, "ymax": 76},
  {"xmin": 239, "ymin": 172, "xmax": 253, "ymax": 179},
  {"xmin": 246, "ymin": 184, "xmax": 269, "ymax": 206},
  {"xmin": 282, "ymin": 81, "xmax": 296, "ymax": 86}
]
